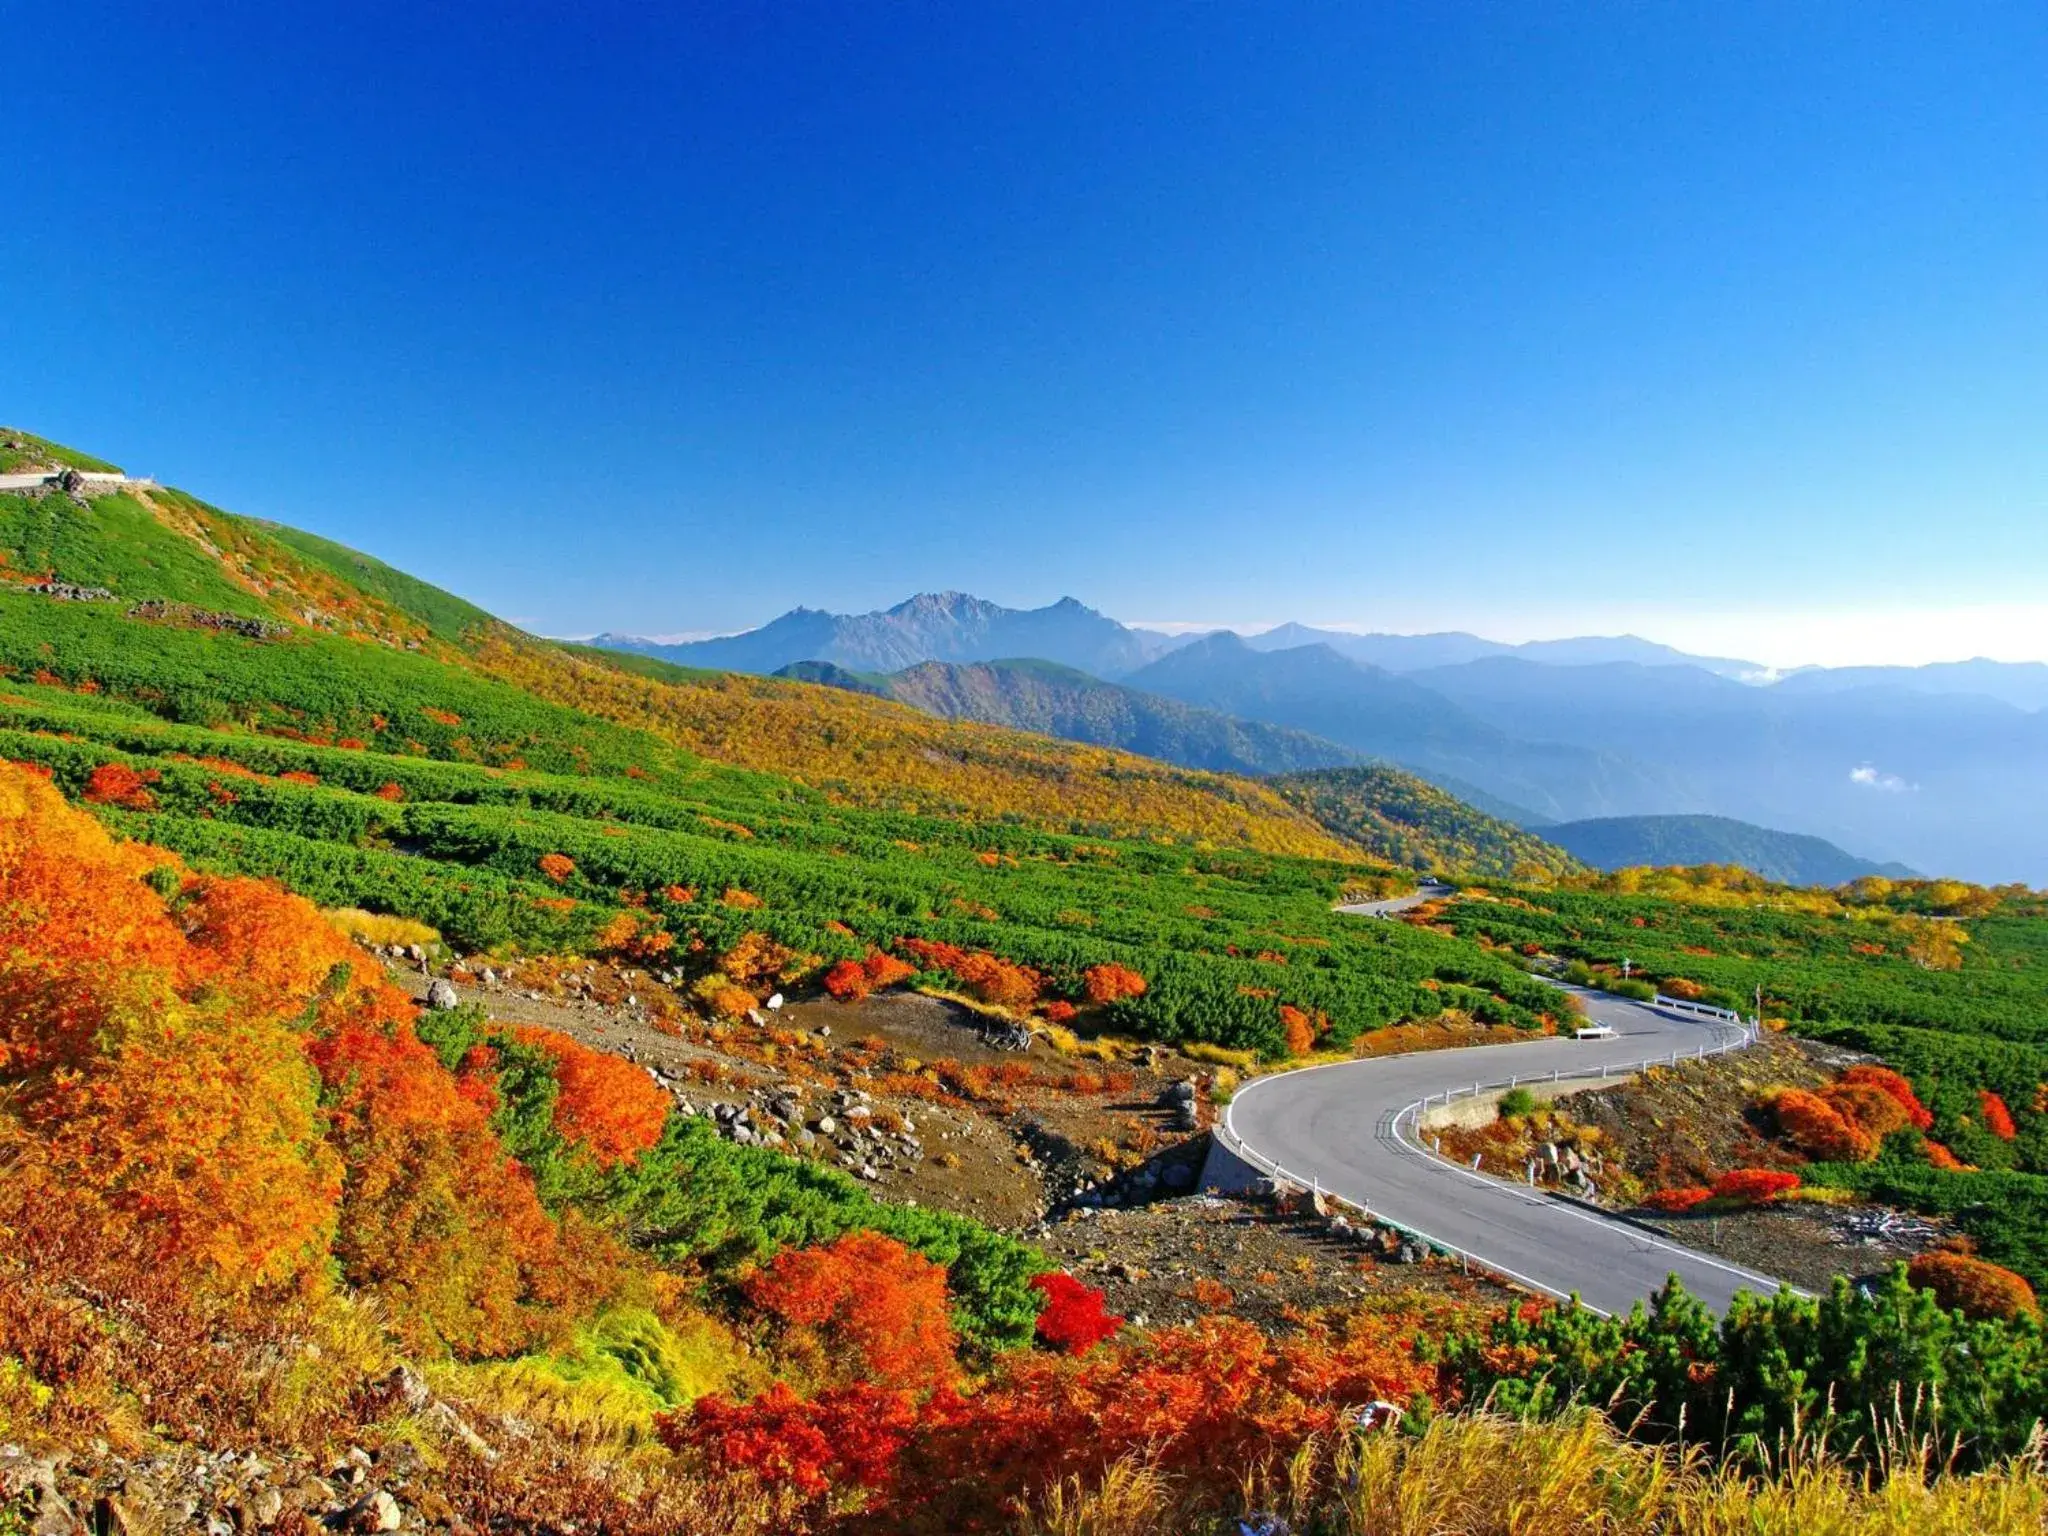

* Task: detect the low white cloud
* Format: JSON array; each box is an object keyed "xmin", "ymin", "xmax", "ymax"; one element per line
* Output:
[{"xmin": 1849, "ymin": 764, "xmax": 1914, "ymax": 792}]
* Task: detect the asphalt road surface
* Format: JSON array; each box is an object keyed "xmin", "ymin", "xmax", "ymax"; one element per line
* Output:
[{"xmin": 1226, "ymin": 918, "xmax": 1790, "ymax": 1314}]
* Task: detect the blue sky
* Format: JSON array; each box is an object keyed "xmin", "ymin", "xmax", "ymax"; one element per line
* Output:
[{"xmin": 5, "ymin": 4, "xmax": 2045, "ymax": 666}]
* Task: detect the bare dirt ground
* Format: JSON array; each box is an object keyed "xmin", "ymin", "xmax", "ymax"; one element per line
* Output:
[{"xmin": 390, "ymin": 954, "xmax": 1526, "ymax": 1327}]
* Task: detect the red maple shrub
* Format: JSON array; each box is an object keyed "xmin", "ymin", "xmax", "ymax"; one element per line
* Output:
[
  {"xmin": 1711, "ymin": 1168, "xmax": 1801, "ymax": 1204},
  {"xmin": 1030, "ymin": 1271, "xmax": 1122, "ymax": 1355},
  {"xmin": 670, "ymin": 1380, "xmax": 932, "ymax": 1499},
  {"xmin": 1907, "ymin": 1251, "xmax": 2038, "ymax": 1321}
]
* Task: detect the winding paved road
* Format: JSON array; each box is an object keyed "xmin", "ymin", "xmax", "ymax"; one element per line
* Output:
[{"xmin": 1223, "ymin": 890, "xmax": 1791, "ymax": 1314}]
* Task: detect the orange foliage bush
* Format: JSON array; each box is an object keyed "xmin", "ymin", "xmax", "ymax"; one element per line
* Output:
[
  {"xmin": 1838, "ymin": 1064, "xmax": 1934, "ymax": 1130},
  {"xmin": 864, "ymin": 950, "xmax": 916, "ymax": 989},
  {"xmin": 1907, "ymin": 1251, "xmax": 2038, "ymax": 1321},
  {"xmin": 901, "ymin": 938, "xmax": 1042, "ymax": 1010},
  {"xmin": 1980, "ymin": 1089, "xmax": 2018, "ymax": 1141},
  {"xmin": 1042, "ymin": 999, "xmax": 1077, "ymax": 1024},
  {"xmin": 1081, "ymin": 963, "xmax": 1147, "ymax": 1005},
  {"xmin": 1924, "ymin": 1139, "xmax": 1969, "ymax": 1171},
  {"xmin": 1645, "ymin": 1186, "xmax": 1713, "ymax": 1213},
  {"xmin": 537, "ymin": 852, "xmax": 576, "ymax": 882},
  {"xmin": 1820, "ymin": 1081, "xmax": 1913, "ymax": 1140},
  {"xmin": 517, "ymin": 1026, "xmax": 669, "ymax": 1168},
  {"xmin": 1711, "ymin": 1168, "xmax": 1801, "ymax": 1204},
  {"xmin": 745, "ymin": 1231, "xmax": 959, "ymax": 1394},
  {"xmin": 1279, "ymin": 1004, "xmax": 1318, "ymax": 1057},
  {"xmin": 312, "ymin": 1011, "xmax": 617, "ymax": 1357},
  {"xmin": 1769, "ymin": 1087, "xmax": 1877, "ymax": 1163},
  {"xmin": 823, "ymin": 959, "xmax": 870, "ymax": 1002},
  {"xmin": 0, "ymin": 765, "xmax": 341, "ymax": 1296}
]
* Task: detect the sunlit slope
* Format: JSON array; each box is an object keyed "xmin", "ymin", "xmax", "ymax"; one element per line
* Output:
[{"xmin": 0, "ymin": 429, "xmax": 1351, "ymax": 855}]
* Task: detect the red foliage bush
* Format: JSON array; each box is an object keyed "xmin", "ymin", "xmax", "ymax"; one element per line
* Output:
[
  {"xmin": 1711, "ymin": 1168, "xmax": 1801, "ymax": 1204},
  {"xmin": 1645, "ymin": 1186, "xmax": 1713, "ymax": 1213},
  {"xmin": 863, "ymin": 950, "xmax": 916, "ymax": 989},
  {"xmin": 1081, "ymin": 963, "xmax": 1147, "ymax": 1005},
  {"xmin": 1907, "ymin": 1251, "xmax": 2038, "ymax": 1321},
  {"xmin": 1030, "ymin": 1271, "xmax": 1122, "ymax": 1355},
  {"xmin": 517, "ymin": 1026, "xmax": 669, "ymax": 1167},
  {"xmin": 1980, "ymin": 1089, "xmax": 2019, "ymax": 1141},
  {"xmin": 668, "ymin": 1381, "xmax": 930, "ymax": 1499},
  {"xmin": 1770, "ymin": 1088, "xmax": 1877, "ymax": 1163},
  {"xmin": 1042, "ymin": 999, "xmax": 1078, "ymax": 1024},
  {"xmin": 822, "ymin": 958, "xmax": 871, "ymax": 1001},
  {"xmin": 1839, "ymin": 1064, "xmax": 1933, "ymax": 1130},
  {"xmin": 82, "ymin": 760, "xmax": 160, "ymax": 809}
]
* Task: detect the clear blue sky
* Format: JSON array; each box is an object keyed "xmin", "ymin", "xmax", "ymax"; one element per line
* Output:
[{"xmin": 6, "ymin": 4, "xmax": 2045, "ymax": 665}]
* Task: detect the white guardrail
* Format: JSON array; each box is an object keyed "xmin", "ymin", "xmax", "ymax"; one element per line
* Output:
[{"xmin": 1210, "ymin": 993, "xmax": 1762, "ymax": 1306}]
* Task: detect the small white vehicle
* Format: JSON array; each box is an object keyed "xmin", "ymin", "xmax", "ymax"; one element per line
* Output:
[{"xmin": 1573, "ymin": 1022, "xmax": 1616, "ymax": 1041}]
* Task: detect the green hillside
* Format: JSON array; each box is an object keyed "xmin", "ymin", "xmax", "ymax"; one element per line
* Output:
[
  {"xmin": 1548, "ymin": 813, "xmax": 1917, "ymax": 886},
  {"xmin": 813, "ymin": 655, "xmax": 1364, "ymax": 775},
  {"xmin": 1274, "ymin": 765, "xmax": 1584, "ymax": 880}
]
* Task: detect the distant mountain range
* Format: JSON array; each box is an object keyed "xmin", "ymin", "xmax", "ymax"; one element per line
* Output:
[
  {"xmin": 596, "ymin": 592, "xmax": 2048, "ymax": 883},
  {"xmin": 1237, "ymin": 623, "xmax": 1764, "ymax": 679},
  {"xmin": 1546, "ymin": 814, "xmax": 1917, "ymax": 887},
  {"xmin": 593, "ymin": 593, "xmax": 1176, "ymax": 680}
]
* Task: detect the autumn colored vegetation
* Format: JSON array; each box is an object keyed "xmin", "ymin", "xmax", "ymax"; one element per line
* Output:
[{"xmin": 7, "ymin": 443, "xmax": 2048, "ymax": 1528}]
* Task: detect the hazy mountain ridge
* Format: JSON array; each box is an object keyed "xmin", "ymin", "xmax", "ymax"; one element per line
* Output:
[
  {"xmin": 1125, "ymin": 632, "xmax": 1692, "ymax": 824},
  {"xmin": 849, "ymin": 657, "xmax": 1366, "ymax": 777},
  {"xmin": 1546, "ymin": 814, "xmax": 1919, "ymax": 888},
  {"xmin": 597, "ymin": 592, "xmax": 1174, "ymax": 678}
]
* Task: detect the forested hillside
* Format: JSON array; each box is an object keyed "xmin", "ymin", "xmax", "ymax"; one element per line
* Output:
[
  {"xmin": 1548, "ymin": 813, "xmax": 1915, "ymax": 886},
  {"xmin": 801, "ymin": 654, "xmax": 1366, "ymax": 776},
  {"xmin": 1275, "ymin": 766, "xmax": 1584, "ymax": 881}
]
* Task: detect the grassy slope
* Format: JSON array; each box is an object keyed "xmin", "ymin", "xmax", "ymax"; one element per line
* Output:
[{"xmin": 0, "ymin": 451, "xmax": 1350, "ymax": 858}]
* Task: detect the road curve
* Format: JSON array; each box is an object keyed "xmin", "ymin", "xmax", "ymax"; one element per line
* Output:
[{"xmin": 1225, "ymin": 908, "xmax": 1791, "ymax": 1314}]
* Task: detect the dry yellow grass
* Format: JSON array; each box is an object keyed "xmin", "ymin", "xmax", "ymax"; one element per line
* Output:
[
  {"xmin": 323, "ymin": 906, "xmax": 441, "ymax": 950},
  {"xmin": 1012, "ymin": 1413, "xmax": 2048, "ymax": 1536}
]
